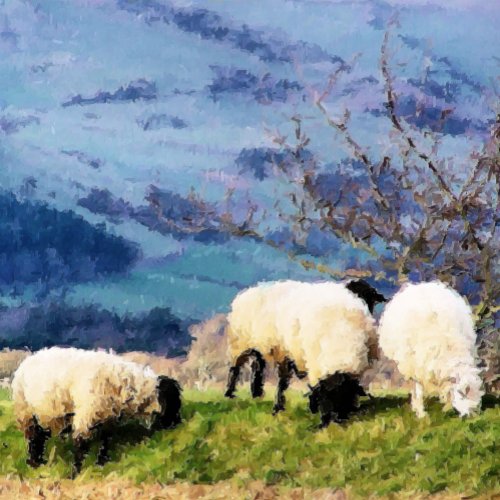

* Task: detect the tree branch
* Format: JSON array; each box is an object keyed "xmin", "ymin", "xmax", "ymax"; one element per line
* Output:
[{"xmin": 380, "ymin": 31, "xmax": 457, "ymax": 202}]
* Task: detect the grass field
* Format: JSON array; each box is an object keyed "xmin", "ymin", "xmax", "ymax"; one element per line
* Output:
[{"xmin": 0, "ymin": 387, "xmax": 499, "ymax": 498}]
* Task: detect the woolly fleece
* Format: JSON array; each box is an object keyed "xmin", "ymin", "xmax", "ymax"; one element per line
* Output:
[
  {"xmin": 378, "ymin": 280, "xmax": 483, "ymax": 416},
  {"xmin": 228, "ymin": 281, "xmax": 376, "ymax": 385},
  {"xmin": 12, "ymin": 347, "xmax": 161, "ymax": 439}
]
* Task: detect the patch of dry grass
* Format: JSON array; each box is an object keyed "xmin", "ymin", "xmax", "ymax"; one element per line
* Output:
[
  {"xmin": 0, "ymin": 349, "xmax": 30, "ymax": 380},
  {"xmin": 0, "ymin": 478, "xmax": 350, "ymax": 500}
]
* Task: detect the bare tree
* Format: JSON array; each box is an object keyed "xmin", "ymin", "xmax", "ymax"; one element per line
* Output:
[
  {"xmin": 221, "ymin": 34, "xmax": 498, "ymax": 388},
  {"xmin": 219, "ymin": 32, "xmax": 499, "ymax": 319},
  {"xmin": 149, "ymin": 33, "xmax": 499, "ymax": 389}
]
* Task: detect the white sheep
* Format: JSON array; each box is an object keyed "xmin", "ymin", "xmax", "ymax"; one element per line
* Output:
[
  {"xmin": 12, "ymin": 347, "xmax": 182, "ymax": 472},
  {"xmin": 378, "ymin": 280, "xmax": 484, "ymax": 418},
  {"xmin": 225, "ymin": 279, "xmax": 386, "ymax": 426}
]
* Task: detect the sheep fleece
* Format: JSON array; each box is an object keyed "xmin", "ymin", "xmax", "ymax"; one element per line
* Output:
[
  {"xmin": 228, "ymin": 281, "xmax": 376, "ymax": 385},
  {"xmin": 378, "ymin": 281, "xmax": 477, "ymax": 393},
  {"xmin": 12, "ymin": 347, "xmax": 161, "ymax": 439}
]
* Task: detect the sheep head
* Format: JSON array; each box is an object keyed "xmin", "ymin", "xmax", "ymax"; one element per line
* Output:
[
  {"xmin": 153, "ymin": 376, "xmax": 182, "ymax": 430},
  {"xmin": 346, "ymin": 279, "xmax": 387, "ymax": 313},
  {"xmin": 450, "ymin": 367, "xmax": 484, "ymax": 417}
]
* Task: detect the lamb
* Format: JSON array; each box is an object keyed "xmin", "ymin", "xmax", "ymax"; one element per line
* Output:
[
  {"xmin": 225, "ymin": 279, "xmax": 386, "ymax": 426},
  {"xmin": 378, "ymin": 280, "xmax": 484, "ymax": 418},
  {"xmin": 11, "ymin": 347, "xmax": 182, "ymax": 472}
]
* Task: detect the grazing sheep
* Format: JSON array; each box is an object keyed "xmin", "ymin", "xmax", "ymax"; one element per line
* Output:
[
  {"xmin": 12, "ymin": 347, "xmax": 182, "ymax": 472},
  {"xmin": 225, "ymin": 279, "xmax": 386, "ymax": 426},
  {"xmin": 378, "ymin": 280, "xmax": 484, "ymax": 418}
]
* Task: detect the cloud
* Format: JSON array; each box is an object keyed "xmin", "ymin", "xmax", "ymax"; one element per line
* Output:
[
  {"xmin": 137, "ymin": 113, "xmax": 188, "ymax": 131},
  {"xmin": 208, "ymin": 66, "xmax": 303, "ymax": 104},
  {"xmin": 61, "ymin": 150, "xmax": 104, "ymax": 169},
  {"xmin": 118, "ymin": 0, "xmax": 343, "ymax": 66},
  {"xmin": 0, "ymin": 114, "xmax": 39, "ymax": 134},
  {"xmin": 62, "ymin": 79, "xmax": 156, "ymax": 107},
  {"xmin": 382, "ymin": 0, "xmax": 495, "ymax": 8},
  {"xmin": 78, "ymin": 186, "xmax": 227, "ymax": 244}
]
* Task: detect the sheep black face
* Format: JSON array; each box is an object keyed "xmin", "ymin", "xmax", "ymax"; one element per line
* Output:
[
  {"xmin": 346, "ymin": 279, "xmax": 387, "ymax": 313},
  {"xmin": 154, "ymin": 376, "xmax": 182, "ymax": 430},
  {"xmin": 308, "ymin": 373, "xmax": 365, "ymax": 428}
]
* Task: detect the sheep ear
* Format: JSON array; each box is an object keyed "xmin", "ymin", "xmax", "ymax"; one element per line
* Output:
[{"xmin": 465, "ymin": 385, "xmax": 472, "ymax": 396}]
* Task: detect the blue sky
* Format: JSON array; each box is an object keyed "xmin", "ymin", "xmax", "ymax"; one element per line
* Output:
[{"xmin": 0, "ymin": 0, "xmax": 498, "ymax": 321}]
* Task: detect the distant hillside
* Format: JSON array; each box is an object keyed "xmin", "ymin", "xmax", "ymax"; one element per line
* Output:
[
  {"xmin": 0, "ymin": 191, "xmax": 139, "ymax": 292},
  {"xmin": 0, "ymin": 301, "xmax": 191, "ymax": 355}
]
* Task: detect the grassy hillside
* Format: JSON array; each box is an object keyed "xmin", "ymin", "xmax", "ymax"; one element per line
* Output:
[{"xmin": 0, "ymin": 387, "xmax": 498, "ymax": 497}]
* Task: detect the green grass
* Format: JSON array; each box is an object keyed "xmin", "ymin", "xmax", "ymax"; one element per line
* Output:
[{"xmin": 0, "ymin": 387, "xmax": 498, "ymax": 496}]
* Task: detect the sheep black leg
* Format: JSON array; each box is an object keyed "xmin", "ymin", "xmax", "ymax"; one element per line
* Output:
[
  {"xmin": 250, "ymin": 350, "xmax": 266, "ymax": 398},
  {"xmin": 73, "ymin": 437, "xmax": 90, "ymax": 476},
  {"xmin": 225, "ymin": 365, "xmax": 241, "ymax": 398},
  {"xmin": 96, "ymin": 429, "xmax": 111, "ymax": 466},
  {"xmin": 273, "ymin": 358, "xmax": 294, "ymax": 414},
  {"xmin": 225, "ymin": 349, "xmax": 264, "ymax": 398},
  {"xmin": 225, "ymin": 350, "xmax": 250, "ymax": 398},
  {"xmin": 26, "ymin": 417, "xmax": 50, "ymax": 468}
]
